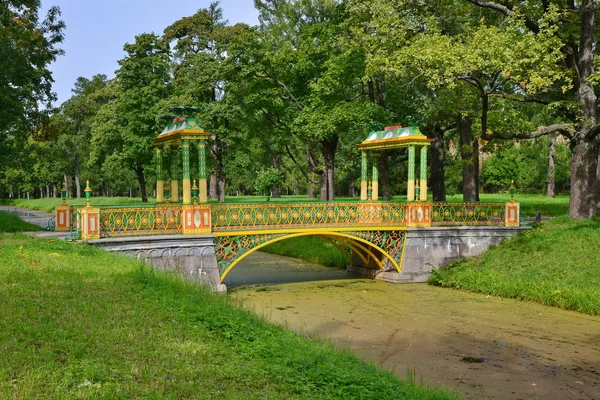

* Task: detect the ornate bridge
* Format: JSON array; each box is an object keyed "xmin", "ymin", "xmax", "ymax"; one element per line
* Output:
[
  {"xmin": 54, "ymin": 118, "xmax": 520, "ymax": 285},
  {"xmin": 59, "ymin": 198, "xmax": 518, "ymax": 281}
]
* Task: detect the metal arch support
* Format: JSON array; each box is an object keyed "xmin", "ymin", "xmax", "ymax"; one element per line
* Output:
[
  {"xmin": 217, "ymin": 231, "xmax": 405, "ymax": 280},
  {"xmin": 321, "ymin": 234, "xmax": 370, "ymax": 267},
  {"xmin": 325, "ymin": 234, "xmax": 383, "ymax": 270},
  {"xmin": 315, "ymin": 235, "xmax": 353, "ymax": 265}
]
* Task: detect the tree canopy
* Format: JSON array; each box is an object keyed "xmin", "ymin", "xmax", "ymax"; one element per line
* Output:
[{"xmin": 1, "ymin": 0, "xmax": 597, "ymax": 219}]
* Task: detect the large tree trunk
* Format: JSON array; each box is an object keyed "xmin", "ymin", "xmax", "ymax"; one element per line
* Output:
[
  {"xmin": 546, "ymin": 134, "xmax": 556, "ymax": 198},
  {"xmin": 569, "ymin": 139, "xmax": 599, "ymax": 219},
  {"xmin": 348, "ymin": 180, "xmax": 356, "ymax": 197},
  {"xmin": 319, "ymin": 174, "xmax": 328, "ymax": 201},
  {"xmin": 218, "ymin": 175, "xmax": 226, "ymax": 203},
  {"xmin": 134, "ymin": 166, "xmax": 148, "ymax": 202},
  {"xmin": 272, "ymin": 152, "xmax": 281, "ymax": 198},
  {"xmin": 307, "ymin": 180, "xmax": 316, "ymax": 198},
  {"xmin": 320, "ymin": 136, "xmax": 338, "ymax": 201},
  {"xmin": 596, "ymin": 152, "xmax": 600, "ymax": 209},
  {"xmin": 74, "ymin": 155, "xmax": 81, "ymax": 198},
  {"xmin": 431, "ymin": 128, "xmax": 446, "ymax": 202},
  {"xmin": 64, "ymin": 174, "xmax": 69, "ymax": 199},
  {"xmin": 569, "ymin": 0, "xmax": 598, "ymax": 219},
  {"xmin": 459, "ymin": 116, "xmax": 479, "ymax": 201},
  {"xmin": 209, "ymin": 170, "xmax": 217, "ymax": 199},
  {"xmin": 379, "ymin": 152, "xmax": 391, "ymax": 200}
]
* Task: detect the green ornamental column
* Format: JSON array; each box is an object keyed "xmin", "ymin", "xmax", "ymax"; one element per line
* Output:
[
  {"xmin": 155, "ymin": 147, "xmax": 165, "ymax": 203},
  {"xmin": 360, "ymin": 151, "xmax": 368, "ymax": 200},
  {"xmin": 420, "ymin": 146, "xmax": 428, "ymax": 201},
  {"xmin": 198, "ymin": 141, "xmax": 208, "ymax": 203},
  {"xmin": 182, "ymin": 139, "xmax": 191, "ymax": 205},
  {"xmin": 372, "ymin": 153, "xmax": 379, "ymax": 201},
  {"xmin": 407, "ymin": 145, "xmax": 416, "ymax": 201},
  {"xmin": 170, "ymin": 145, "xmax": 179, "ymax": 202}
]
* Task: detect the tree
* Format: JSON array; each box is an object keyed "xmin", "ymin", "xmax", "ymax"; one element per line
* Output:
[
  {"xmin": 0, "ymin": 1, "xmax": 64, "ymax": 195},
  {"xmin": 91, "ymin": 34, "xmax": 172, "ymax": 202},
  {"xmin": 464, "ymin": 0, "xmax": 599, "ymax": 219},
  {"xmin": 0, "ymin": 1, "xmax": 65, "ymax": 135},
  {"xmin": 164, "ymin": 2, "xmax": 249, "ymax": 202}
]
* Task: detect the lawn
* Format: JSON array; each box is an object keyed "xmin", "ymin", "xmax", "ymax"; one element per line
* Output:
[
  {"xmin": 4, "ymin": 192, "xmax": 569, "ymax": 217},
  {"xmin": 430, "ymin": 215, "xmax": 600, "ymax": 315},
  {"xmin": 0, "ymin": 231, "xmax": 458, "ymax": 399}
]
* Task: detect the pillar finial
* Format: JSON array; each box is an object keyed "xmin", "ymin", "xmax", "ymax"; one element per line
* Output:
[
  {"xmin": 509, "ymin": 179, "xmax": 516, "ymax": 202},
  {"xmin": 84, "ymin": 180, "xmax": 92, "ymax": 207},
  {"xmin": 192, "ymin": 179, "xmax": 199, "ymax": 204}
]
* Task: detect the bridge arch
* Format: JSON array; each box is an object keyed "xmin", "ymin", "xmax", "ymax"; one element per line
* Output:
[{"xmin": 217, "ymin": 231, "xmax": 405, "ymax": 281}]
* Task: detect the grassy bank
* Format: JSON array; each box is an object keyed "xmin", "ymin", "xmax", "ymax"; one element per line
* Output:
[
  {"xmin": 430, "ymin": 216, "xmax": 600, "ymax": 315},
  {"xmin": 0, "ymin": 210, "xmax": 42, "ymax": 232},
  {"xmin": 0, "ymin": 233, "xmax": 457, "ymax": 399}
]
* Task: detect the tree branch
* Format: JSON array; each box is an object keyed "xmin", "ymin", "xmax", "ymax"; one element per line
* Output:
[
  {"xmin": 264, "ymin": 71, "xmax": 304, "ymax": 111},
  {"xmin": 466, "ymin": 0, "xmax": 540, "ymax": 33},
  {"xmin": 285, "ymin": 143, "xmax": 321, "ymax": 184},
  {"xmin": 482, "ymin": 124, "xmax": 571, "ymax": 140}
]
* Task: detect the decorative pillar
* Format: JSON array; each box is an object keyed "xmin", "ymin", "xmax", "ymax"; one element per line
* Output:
[
  {"xmin": 156, "ymin": 147, "xmax": 165, "ymax": 203},
  {"xmin": 372, "ymin": 153, "xmax": 379, "ymax": 201},
  {"xmin": 55, "ymin": 184, "xmax": 73, "ymax": 232},
  {"xmin": 198, "ymin": 141, "xmax": 208, "ymax": 203},
  {"xmin": 170, "ymin": 145, "xmax": 179, "ymax": 202},
  {"xmin": 80, "ymin": 180, "xmax": 100, "ymax": 240},
  {"xmin": 182, "ymin": 139, "xmax": 191, "ymax": 204},
  {"xmin": 360, "ymin": 151, "xmax": 368, "ymax": 200},
  {"xmin": 420, "ymin": 146, "xmax": 428, "ymax": 201},
  {"xmin": 505, "ymin": 180, "xmax": 520, "ymax": 226},
  {"xmin": 407, "ymin": 145, "xmax": 416, "ymax": 201}
]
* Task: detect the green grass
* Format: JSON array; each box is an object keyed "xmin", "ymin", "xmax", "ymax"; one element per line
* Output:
[
  {"xmin": 262, "ymin": 236, "xmax": 349, "ymax": 269},
  {"xmin": 0, "ymin": 234, "xmax": 458, "ymax": 399},
  {"xmin": 7, "ymin": 197, "xmax": 156, "ymax": 213},
  {"xmin": 445, "ymin": 193, "xmax": 569, "ymax": 217},
  {"xmin": 6, "ymin": 192, "xmax": 569, "ymax": 217},
  {"xmin": 430, "ymin": 215, "xmax": 600, "ymax": 315},
  {"xmin": 0, "ymin": 211, "xmax": 43, "ymax": 232}
]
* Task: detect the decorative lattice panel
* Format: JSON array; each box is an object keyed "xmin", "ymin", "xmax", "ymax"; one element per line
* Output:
[
  {"xmin": 343, "ymin": 230, "xmax": 406, "ymax": 270},
  {"xmin": 99, "ymin": 206, "xmax": 182, "ymax": 237},
  {"xmin": 431, "ymin": 203, "xmax": 505, "ymax": 226},
  {"xmin": 212, "ymin": 203, "xmax": 406, "ymax": 232},
  {"xmin": 214, "ymin": 233, "xmax": 288, "ymax": 276}
]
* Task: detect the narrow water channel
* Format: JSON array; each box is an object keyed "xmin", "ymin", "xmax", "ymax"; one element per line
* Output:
[{"xmin": 231, "ymin": 251, "xmax": 600, "ymax": 400}]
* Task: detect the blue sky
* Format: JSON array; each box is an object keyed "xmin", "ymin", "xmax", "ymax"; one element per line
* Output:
[{"xmin": 41, "ymin": 1, "xmax": 259, "ymax": 106}]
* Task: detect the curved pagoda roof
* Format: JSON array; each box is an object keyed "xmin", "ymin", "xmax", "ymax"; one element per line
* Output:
[
  {"xmin": 357, "ymin": 125, "xmax": 432, "ymax": 150},
  {"xmin": 154, "ymin": 116, "xmax": 211, "ymax": 145}
]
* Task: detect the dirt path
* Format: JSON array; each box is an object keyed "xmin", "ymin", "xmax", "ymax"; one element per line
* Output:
[{"xmin": 233, "ymin": 272, "xmax": 600, "ymax": 400}]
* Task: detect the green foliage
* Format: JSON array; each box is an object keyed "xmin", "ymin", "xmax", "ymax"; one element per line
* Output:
[
  {"xmin": 484, "ymin": 140, "xmax": 570, "ymax": 193},
  {"xmin": 0, "ymin": 1, "xmax": 65, "ymax": 136},
  {"xmin": 91, "ymin": 34, "xmax": 172, "ymax": 202},
  {"xmin": 429, "ymin": 216, "xmax": 600, "ymax": 315},
  {"xmin": 0, "ymin": 211, "xmax": 42, "ymax": 232},
  {"xmin": 254, "ymin": 167, "xmax": 284, "ymax": 199},
  {"xmin": 0, "ymin": 234, "xmax": 458, "ymax": 399}
]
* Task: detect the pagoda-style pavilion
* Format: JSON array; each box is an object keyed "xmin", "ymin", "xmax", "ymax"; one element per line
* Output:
[
  {"xmin": 357, "ymin": 125, "xmax": 432, "ymax": 201},
  {"xmin": 153, "ymin": 116, "xmax": 211, "ymax": 204}
]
